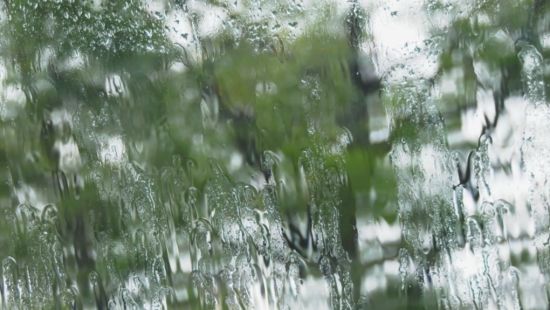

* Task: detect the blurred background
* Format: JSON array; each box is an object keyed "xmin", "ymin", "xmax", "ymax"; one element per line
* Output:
[{"xmin": 0, "ymin": 0, "xmax": 550, "ymax": 309}]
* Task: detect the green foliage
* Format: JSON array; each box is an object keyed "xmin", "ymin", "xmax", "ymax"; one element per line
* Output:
[
  {"xmin": 0, "ymin": 1, "xmax": 397, "ymax": 307},
  {"xmin": 4, "ymin": 0, "xmax": 545, "ymax": 307}
]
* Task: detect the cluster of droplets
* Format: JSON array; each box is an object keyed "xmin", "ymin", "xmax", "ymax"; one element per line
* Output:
[
  {"xmin": 0, "ymin": 1, "xmax": 362, "ymax": 308},
  {"xmin": 7, "ymin": 0, "xmax": 550, "ymax": 308},
  {"xmin": 375, "ymin": 0, "xmax": 550, "ymax": 308}
]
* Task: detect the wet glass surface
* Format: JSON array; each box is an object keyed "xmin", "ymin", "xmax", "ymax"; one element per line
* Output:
[{"xmin": 1, "ymin": 0, "xmax": 550, "ymax": 309}]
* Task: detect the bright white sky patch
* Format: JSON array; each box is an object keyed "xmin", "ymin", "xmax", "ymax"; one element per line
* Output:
[
  {"xmin": 99, "ymin": 135, "xmax": 127, "ymax": 165},
  {"xmin": 368, "ymin": 0, "xmax": 438, "ymax": 82},
  {"xmin": 55, "ymin": 138, "xmax": 82, "ymax": 173}
]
